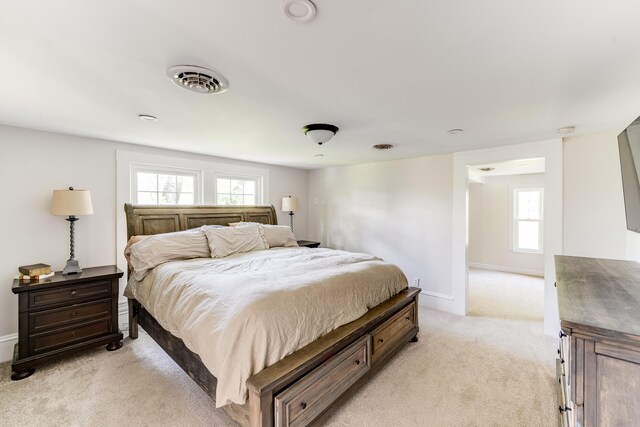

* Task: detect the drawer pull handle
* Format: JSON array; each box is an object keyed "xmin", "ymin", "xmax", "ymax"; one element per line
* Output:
[
  {"xmin": 71, "ymin": 311, "xmax": 77, "ymax": 317},
  {"xmin": 355, "ymin": 359, "xmax": 360, "ymax": 365},
  {"xmin": 71, "ymin": 291, "xmax": 77, "ymax": 296},
  {"xmin": 300, "ymin": 402, "xmax": 307, "ymax": 410},
  {"xmin": 378, "ymin": 338, "xmax": 384, "ymax": 343}
]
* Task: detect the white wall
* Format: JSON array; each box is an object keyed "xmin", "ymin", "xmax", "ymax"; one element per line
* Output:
[
  {"xmin": 0, "ymin": 124, "xmax": 308, "ymax": 362},
  {"xmin": 469, "ymin": 173, "xmax": 545, "ymax": 276},
  {"xmin": 563, "ymin": 131, "xmax": 633, "ymax": 260},
  {"xmin": 308, "ymin": 155, "xmax": 455, "ymax": 312}
]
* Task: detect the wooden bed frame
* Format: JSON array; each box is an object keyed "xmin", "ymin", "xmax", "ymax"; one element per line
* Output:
[{"xmin": 125, "ymin": 204, "xmax": 420, "ymax": 427}]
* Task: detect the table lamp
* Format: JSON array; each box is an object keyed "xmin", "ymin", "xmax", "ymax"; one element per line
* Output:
[
  {"xmin": 282, "ymin": 195, "xmax": 298, "ymax": 232},
  {"xmin": 51, "ymin": 187, "xmax": 93, "ymax": 274}
]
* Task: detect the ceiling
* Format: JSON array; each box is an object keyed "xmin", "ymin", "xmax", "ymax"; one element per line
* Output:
[
  {"xmin": 470, "ymin": 158, "xmax": 546, "ymax": 179},
  {"xmin": 1, "ymin": 1, "xmax": 640, "ymax": 169}
]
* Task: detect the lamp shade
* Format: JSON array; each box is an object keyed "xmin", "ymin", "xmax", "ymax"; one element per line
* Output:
[
  {"xmin": 282, "ymin": 196, "xmax": 298, "ymax": 212},
  {"xmin": 51, "ymin": 188, "xmax": 94, "ymax": 216}
]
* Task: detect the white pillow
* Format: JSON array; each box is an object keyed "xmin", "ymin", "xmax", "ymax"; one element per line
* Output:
[
  {"xmin": 204, "ymin": 223, "xmax": 268, "ymax": 258},
  {"xmin": 128, "ymin": 228, "xmax": 210, "ymax": 281},
  {"xmin": 229, "ymin": 222, "xmax": 298, "ymax": 248}
]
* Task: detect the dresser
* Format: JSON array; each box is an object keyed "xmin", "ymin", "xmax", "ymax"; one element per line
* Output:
[
  {"xmin": 11, "ymin": 265, "xmax": 123, "ymax": 380},
  {"xmin": 555, "ymin": 255, "xmax": 640, "ymax": 427}
]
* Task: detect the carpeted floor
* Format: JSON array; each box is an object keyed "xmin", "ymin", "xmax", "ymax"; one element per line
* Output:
[{"xmin": 0, "ymin": 269, "xmax": 556, "ymax": 426}]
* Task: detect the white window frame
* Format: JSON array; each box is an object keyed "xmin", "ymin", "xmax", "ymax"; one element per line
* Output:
[
  {"xmin": 131, "ymin": 163, "xmax": 203, "ymax": 205},
  {"xmin": 214, "ymin": 173, "xmax": 263, "ymax": 206},
  {"xmin": 513, "ymin": 187, "xmax": 544, "ymax": 254}
]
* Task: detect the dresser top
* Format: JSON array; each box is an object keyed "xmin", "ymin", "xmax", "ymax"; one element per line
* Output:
[
  {"xmin": 12, "ymin": 265, "xmax": 123, "ymax": 293},
  {"xmin": 555, "ymin": 255, "xmax": 640, "ymax": 340}
]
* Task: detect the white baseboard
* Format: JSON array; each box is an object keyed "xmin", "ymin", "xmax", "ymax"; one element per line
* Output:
[
  {"xmin": 0, "ymin": 333, "xmax": 18, "ymax": 363},
  {"xmin": 118, "ymin": 301, "xmax": 129, "ymax": 332},
  {"xmin": 469, "ymin": 262, "xmax": 544, "ymax": 277},
  {"xmin": 0, "ymin": 302, "xmax": 130, "ymax": 364}
]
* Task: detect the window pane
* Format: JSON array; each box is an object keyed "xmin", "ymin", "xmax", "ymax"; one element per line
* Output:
[
  {"xmin": 159, "ymin": 192, "xmax": 177, "ymax": 205},
  {"xmin": 158, "ymin": 174, "xmax": 176, "ymax": 192},
  {"xmin": 518, "ymin": 221, "xmax": 539, "ymax": 250},
  {"xmin": 244, "ymin": 195, "xmax": 255, "ymax": 205},
  {"xmin": 177, "ymin": 193, "xmax": 193, "ymax": 205},
  {"xmin": 231, "ymin": 180, "xmax": 243, "ymax": 195},
  {"xmin": 217, "ymin": 178, "xmax": 230, "ymax": 194},
  {"xmin": 137, "ymin": 192, "xmax": 157, "ymax": 204},
  {"xmin": 517, "ymin": 191, "xmax": 540, "ymax": 220},
  {"xmin": 137, "ymin": 172, "xmax": 157, "ymax": 191},
  {"xmin": 244, "ymin": 180, "xmax": 256, "ymax": 195},
  {"xmin": 231, "ymin": 195, "xmax": 243, "ymax": 205},
  {"xmin": 217, "ymin": 194, "xmax": 230, "ymax": 205},
  {"xmin": 177, "ymin": 175, "xmax": 194, "ymax": 193}
]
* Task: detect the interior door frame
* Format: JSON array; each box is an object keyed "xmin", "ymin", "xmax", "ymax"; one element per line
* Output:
[{"xmin": 452, "ymin": 138, "xmax": 563, "ymax": 336}]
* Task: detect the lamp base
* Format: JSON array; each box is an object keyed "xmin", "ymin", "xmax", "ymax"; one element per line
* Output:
[{"xmin": 62, "ymin": 258, "xmax": 82, "ymax": 275}]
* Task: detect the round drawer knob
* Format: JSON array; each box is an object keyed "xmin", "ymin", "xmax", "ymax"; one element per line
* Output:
[
  {"xmin": 71, "ymin": 311, "xmax": 77, "ymax": 317},
  {"xmin": 300, "ymin": 402, "xmax": 307, "ymax": 410},
  {"xmin": 71, "ymin": 291, "xmax": 77, "ymax": 296},
  {"xmin": 406, "ymin": 316, "xmax": 411, "ymax": 321},
  {"xmin": 71, "ymin": 331, "xmax": 76, "ymax": 337},
  {"xmin": 355, "ymin": 359, "xmax": 360, "ymax": 365},
  {"xmin": 378, "ymin": 338, "xmax": 384, "ymax": 343}
]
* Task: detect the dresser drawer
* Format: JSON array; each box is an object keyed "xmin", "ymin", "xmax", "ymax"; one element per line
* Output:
[
  {"xmin": 30, "ymin": 298, "xmax": 112, "ymax": 333},
  {"xmin": 29, "ymin": 281, "xmax": 112, "ymax": 309},
  {"xmin": 30, "ymin": 318, "xmax": 112, "ymax": 354},
  {"xmin": 371, "ymin": 301, "xmax": 416, "ymax": 362},
  {"xmin": 274, "ymin": 335, "xmax": 371, "ymax": 427}
]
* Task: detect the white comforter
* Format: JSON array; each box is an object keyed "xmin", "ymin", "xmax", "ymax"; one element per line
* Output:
[{"xmin": 124, "ymin": 247, "xmax": 408, "ymax": 407}]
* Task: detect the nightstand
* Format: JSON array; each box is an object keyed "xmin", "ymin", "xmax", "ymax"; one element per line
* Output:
[
  {"xmin": 11, "ymin": 265, "xmax": 124, "ymax": 380},
  {"xmin": 297, "ymin": 240, "xmax": 321, "ymax": 248}
]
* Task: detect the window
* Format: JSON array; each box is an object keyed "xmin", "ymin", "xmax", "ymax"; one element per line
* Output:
[
  {"xmin": 132, "ymin": 165, "xmax": 200, "ymax": 205},
  {"xmin": 513, "ymin": 188, "xmax": 543, "ymax": 253},
  {"xmin": 216, "ymin": 176, "xmax": 260, "ymax": 205}
]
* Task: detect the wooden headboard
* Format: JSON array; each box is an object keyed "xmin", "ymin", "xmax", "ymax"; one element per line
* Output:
[{"xmin": 124, "ymin": 204, "xmax": 278, "ymax": 240}]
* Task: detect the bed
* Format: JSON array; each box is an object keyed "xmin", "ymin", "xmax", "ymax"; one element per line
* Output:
[{"xmin": 124, "ymin": 203, "xmax": 420, "ymax": 427}]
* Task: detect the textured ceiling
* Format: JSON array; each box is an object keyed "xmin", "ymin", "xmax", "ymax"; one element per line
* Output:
[{"xmin": 1, "ymin": 0, "xmax": 640, "ymax": 169}]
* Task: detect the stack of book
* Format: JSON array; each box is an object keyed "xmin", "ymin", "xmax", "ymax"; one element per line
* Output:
[{"xmin": 15, "ymin": 263, "xmax": 54, "ymax": 281}]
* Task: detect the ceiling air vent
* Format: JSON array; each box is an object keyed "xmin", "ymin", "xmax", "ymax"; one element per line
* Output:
[
  {"xmin": 372, "ymin": 144, "xmax": 394, "ymax": 150},
  {"xmin": 166, "ymin": 65, "xmax": 229, "ymax": 94}
]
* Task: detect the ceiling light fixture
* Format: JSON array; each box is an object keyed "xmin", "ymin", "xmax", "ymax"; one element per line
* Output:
[
  {"xmin": 282, "ymin": 0, "xmax": 317, "ymax": 23},
  {"xmin": 138, "ymin": 114, "xmax": 158, "ymax": 121},
  {"xmin": 167, "ymin": 65, "xmax": 229, "ymax": 94},
  {"xmin": 556, "ymin": 126, "xmax": 576, "ymax": 135},
  {"xmin": 448, "ymin": 129, "xmax": 464, "ymax": 135},
  {"xmin": 302, "ymin": 123, "xmax": 339, "ymax": 145},
  {"xmin": 372, "ymin": 144, "xmax": 394, "ymax": 150}
]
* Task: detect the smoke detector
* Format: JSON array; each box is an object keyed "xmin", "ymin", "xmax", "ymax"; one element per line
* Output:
[
  {"xmin": 282, "ymin": 0, "xmax": 317, "ymax": 23},
  {"xmin": 166, "ymin": 65, "xmax": 229, "ymax": 94},
  {"xmin": 372, "ymin": 144, "xmax": 394, "ymax": 150}
]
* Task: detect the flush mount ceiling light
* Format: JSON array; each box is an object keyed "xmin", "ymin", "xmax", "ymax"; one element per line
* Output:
[
  {"xmin": 302, "ymin": 123, "xmax": 339, "ymax": 145},
  {"xmin": 448, "ymin": 128, "xmax": 464, "ymax": 135},
  {"xmin": 166, "ymin": 65, "xmax": 229, "ymax": 94},
  {"xmin": 282, "ymin": 0, "xmax": 317, "ymax": 23},
  {"xmin": 138, "ymin": 114, "xmax": 157, "ymax": 121},
  {"xmin": 372, "ymin": 144, "xmax": 394, "ymax": 150},
  {"xmin": 556, "ymin": 126, "xmax": 576, "ymax": 135}
]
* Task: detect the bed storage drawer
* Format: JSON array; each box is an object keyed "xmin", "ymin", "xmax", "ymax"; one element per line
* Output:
[
  {"xmin": 371, "ymin": 301, "xmax": 416, "ymax": 362},
  {"xmin": 274, "ymin": 334, "xmax": 371, "ymax": 427}
]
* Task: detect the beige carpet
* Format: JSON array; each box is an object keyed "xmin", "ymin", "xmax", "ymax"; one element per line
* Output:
[{"xmin": 0, "ymin": 269, "xmax": 556, "ymax": 426}]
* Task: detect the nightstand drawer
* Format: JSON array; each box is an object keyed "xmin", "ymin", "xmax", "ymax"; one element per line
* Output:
[
  {"xmin": 29, "ymin": 281, "xmax": 112, "ymax": 310},
  {"xmin": 30, "ymin": 318, "xmax": 112, "ymax": 354},
  {"xmin": 30, "ymin": 298, "xmax": 112, "ymax": 333}
]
